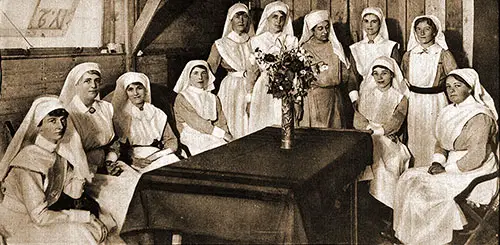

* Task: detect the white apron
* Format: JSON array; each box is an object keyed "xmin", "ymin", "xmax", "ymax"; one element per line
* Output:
[
  {"xmin": 249, "ymin": 32, "xmax": 298, "ymax": 133},
  {"xmin": 215, "ymin": 36, "xmax": 251, "ymax": 139},
  {"xmin": 180, "ymin": 124, "xmax": 227, "ymax": 156},
  {"xmin": 358, "ymin": 87, "xmax": 410, "ymax": 208},
  {"xmin": 406, "ymin": 45, "xmax": 448, "ymax": 168}
]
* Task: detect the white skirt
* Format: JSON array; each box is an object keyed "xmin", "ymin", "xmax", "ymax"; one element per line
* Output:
[
  {"xmin": 407, "ymin": 92, "xmax": 448, "ymax": 167},
  {"xmin": 218, "ymin": 72, "xmax": 249, "ymax": 139},
  {"xmin": 367, "ymin": 135, "xmax": 410, "ymax": 208},
  {"xmin": 180, "ymin": 124, "xmax": 227, "ymax": 156},
  {"xmin": 87, "ymin": 151, "xmax": 180, "ymax": 233},
  {"xmin": 248, "ymin": 73, "xmax": 281, "ymax": 134},
  {"xmin": 394, "ymin": 151, "xmax": 498, "ymax": 245}
]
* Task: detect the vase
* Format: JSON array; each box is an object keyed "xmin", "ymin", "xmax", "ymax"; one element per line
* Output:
[{"xmin": 281, "ymin": 97, "xmax": 294, "ymax": 149}]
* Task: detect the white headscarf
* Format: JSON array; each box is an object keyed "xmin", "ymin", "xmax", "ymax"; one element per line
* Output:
[
  {"xmin": 407, "ymin": 15, "xmax": 448, "ymax": 51},
  {"xmin": 448, "ymin": 68, "xmax": 498, "ymax": 120},
  {"xmin": 112, "ymin": 72, "xmax": 152, "ymax": 114},
  {"xmin": 362, "ymin": 56, "xmax": 407, "ymax": 94},
  {"xmin": 255, "ymin": 1, "xmax": 293, "ymax": 36},
  {"xmin": 359, "ymin": 56, "xmax": 407, "ymax": 123},
  {"xmin": 222, "ymin": 3, "xmax": 255, "ymax": 38},
  {"xmin": 59, "ymin": 62, "xmax": 102, "ymax": 106},
  {"xmin": 174, "ymin": 60, "xmax": 218, "ymax": 121},
  {"xmin": 0, "ymin": 96, "xmax": 92, "ymax": 188},
  {"xmin": 361, "ymin": 7, "xmax": 389, "ymax": 41},
  {"xmin": 300, "ymin": 10, "xmax": 350, "ymax": 68}
]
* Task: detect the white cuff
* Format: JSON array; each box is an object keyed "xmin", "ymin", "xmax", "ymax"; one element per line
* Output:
[
  {"xmin": 64, "ymin": 209, "xmax": 91, "ymax": 223},
  {"xmin": 105, "ymin": 152, "xmax": 118, "ymax": 162},
  {"xmin": 211, "ymin": 127, "xmax": 226, "ymax": 138},
  {"xmin": 445, "ymin": 163, "xmax": 462, "ymax": 173},
  {"xmin": 349, "ymin": 91, "xmax": 359, "ymax": 103},
  {"xmin": 245, "ymin": 93, "xmax": 252, "ymax": 103},
  {"xmin": 432, "ymin": 153, "xmax": 446, "ymax": 164},
  {"xmin": 372, "ymin": 126, "xmax": 384, "ymax": 136}
]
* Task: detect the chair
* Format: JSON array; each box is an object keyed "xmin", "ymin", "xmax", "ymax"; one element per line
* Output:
[{"xmin": 454, "ymin": 168, "xmax": 499, "ymax": 245}]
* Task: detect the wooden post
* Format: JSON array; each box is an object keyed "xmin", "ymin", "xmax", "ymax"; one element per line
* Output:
[{"xmin": 124, "ymin": 0, "xmax": 136, "ymax": 71}]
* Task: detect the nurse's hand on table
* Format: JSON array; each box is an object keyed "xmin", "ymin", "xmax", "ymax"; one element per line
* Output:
[
  {"xmin": 428, "ymin": 162, "xmax": 446, "ymax": 175},
  {"xmin": 132, "ymin": 157, "xmax": 152, "ymax": 169},
  {"xmin": 105, "ymin": 160, "xmax": 123, "ymax": 176},
  {"xmin": 223, "ymin": 132, "xmax": 233, "ymax": 142}
]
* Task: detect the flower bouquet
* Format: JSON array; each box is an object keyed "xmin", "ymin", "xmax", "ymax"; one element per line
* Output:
[{"xmin": 254, "ymin": 43, "xmax": 320, "ymax": 149}]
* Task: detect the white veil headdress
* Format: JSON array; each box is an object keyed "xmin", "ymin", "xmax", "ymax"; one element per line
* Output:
[
  {"xmin": 299, "ymin": 10, "xmax": 350, "ymax": 68},
  {"xmin": 407, "ymin": 15, "xmax": 448, "ymax": 51},
  {"xmin": 362, "ymin": 56, "xmax": 407, "ymax": 94},
  {"xmin": 112, "ymin": 72, "xmax": 152, "ymax": 138},
  {"xmin": 174, "ymin": 60, "xmax": 218, "ymax": 121},
  {"xmin": 255, "ymin": 1, "xmax": 294, "ymax": 36},
  {"xmin": 448, "ymin": 68, "xmax": 498, "ymax": 120},
  {"xmin": 59, "ymin": 62, "xmax": 102, "ymax": 106},
  {"xmin": 0, "ymin": 96, "xmax": 92, "ymax": 201},
  {"xmin": 222, "ymin": 3, "xmax": 255, "ymax": 38},
  {"xmin": 361, "ymin": 7, "xmax": 389, "ymax": 41}
]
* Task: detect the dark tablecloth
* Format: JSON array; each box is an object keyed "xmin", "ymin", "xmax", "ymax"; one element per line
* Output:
[{"xmin": 121, "ymin": 127, "xmax": 372, "ymax": 243}]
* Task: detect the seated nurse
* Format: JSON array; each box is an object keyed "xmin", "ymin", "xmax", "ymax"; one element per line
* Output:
[
  {"xmin": 59, "ymin": 62, "xmax": 122, "ymax": 176},
  {"xmin": 354, "ymin": 56, "xmax": 410, "ymax": 209},
  {"xmin": 393, "ymin": 68, "xmax": 498, "ymax": 245},
  {"xmin": 0, "ymin": 96, "xmax": 108, "ymax": 244},
  {"xmin": 112, "ymin": 71, "xmax": 180, "ymax": 168},
  {"xmin": 174, "ymin": 60, "xmax": 233, "ymax": 156}
]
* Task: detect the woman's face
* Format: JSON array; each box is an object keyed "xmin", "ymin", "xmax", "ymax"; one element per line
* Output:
[
  {"xmin": 372, "ymin": 67, "xmax": 393, "ymax": 90},
  {"xmin": 231, "ymin": 11, "xmax": 249, "ymax": 34},
  {"xmin": 312, "ymin": 20, "xmax": 329, "ymax": 42},
  {"xmin": 38, "ymin": 114, "xmax": 67, "ymax": 143},
  {"xmin": 189, "ymin": 66, "xmax": 209, "ymax": 89},
  {"xmin": 415, "ymin": 20, "xmax": 437, "ymax": 45},
  {"xmin": 126, "ymin": 82, "xmax": 147, "ymax": 107},
  {"xmin": 362, "ymin": 14, "xmax": 381, "ymax": 37},
  {"xmin": 446, "ymin": 76, "xmax": 471, "ymax": 104},
  {"xmin": 267, "ymin": 11, "xmax": 286, "ymax": 34},
  {"xmin": 76, "ymin": 71, "xmax": 101, "ymax": 102}
]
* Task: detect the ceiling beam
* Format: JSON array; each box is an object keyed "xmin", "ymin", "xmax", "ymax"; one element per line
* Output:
[{"xmin": 130, "ymin": 0, "xmax": 166, "ymax": 55}]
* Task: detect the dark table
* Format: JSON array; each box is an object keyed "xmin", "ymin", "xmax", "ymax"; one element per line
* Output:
[{"xmin": 121, "ymin": 127, "xmax": 372, "ymax": 244}]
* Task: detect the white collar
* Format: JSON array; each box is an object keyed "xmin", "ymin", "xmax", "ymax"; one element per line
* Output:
[
  {"xmin": 454, "ymin": 95, "xmax": 476, "ymax": 108},
  {"xmin": 363, "ymin": 34, "xmax": 385, "ymax": 44},
  {"xmin": 411, "ymin": 43, "xmax": 441, "ymax": 54},
  {"xmin": 35, "ymin": 135, "xmax": 58, "ymax": 153},
  {"xmin": 227, "ymin": 31, "xmax": 250, "ymax": 43},
  {"xmin": 187, "ymin": 85, "xmax": 206, "ymax": 94},
  {"xmin": 71, "ymin": 96, "xmax": 99, "ymax": 114}
]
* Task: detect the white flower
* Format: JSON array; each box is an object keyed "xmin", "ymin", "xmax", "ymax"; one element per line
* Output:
[
  {"xmin": 300, "ymin": 70, "xmax": 307, "ymax": 75},
  {"xmin": 279, "ymin": 86, "xmax": 283, "ymax": 90},
  {"xmin": 320, "ymin": 64, "xmax": 329, "ymax": 72}
]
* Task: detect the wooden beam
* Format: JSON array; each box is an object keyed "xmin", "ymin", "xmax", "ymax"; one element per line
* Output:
[
  {"xmin": 462, "ymin": 0, "xmax": 474, "ymax": 65},
  {"xmin": 130, "ymin": 0, "xmax": 165, "ymax": 55},
  {"xmin": 425, "ymin": 0, "xmax": 446, "ymax": 29}
]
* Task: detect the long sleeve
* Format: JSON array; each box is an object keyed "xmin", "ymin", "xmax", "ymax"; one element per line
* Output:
[
  {"xmin": 435, "ymin": 50, "xmax": 458, "ymax": 87},
  {"xmin": 390, "ymin": 44, "xmax": 401, "ymax": 64},
  {"xmin": 382, "ymin": 96, "xmax": 408, "ymax": 135},
  {"xmin": 13, "ymin": 168, "xmax": 91, "ymax": 225},
  {"xmin": 213, "ymin": 97, "xmax": 230, "ymax": 133},
  {"xmin": 353, "ymin": 110, "xmax": 369, "ymax": 130},
  {"xmin": 207, "ymin": 43, "xmax": 221, "ymax": 75},
  {"xmin": 161, "ymin": 122, "xmax": 178, "ymax": 152},
  {"xmin": 347, "ymin": 54, "xmax": 361, "ymax": 102},
  {"xmin": 104, "ymin": 137, "xmax": 120, "ymax": 162},
  {"xmin": 174, "ymin": 94, "xmax": 221, "ymax": 135},
  {"xmin": 455, "ymin": 114, "xmax": 496, "ymax": 172},
  {"xmin": 401, "ymin": 52, "xmax": 410, "ymax": 79}
]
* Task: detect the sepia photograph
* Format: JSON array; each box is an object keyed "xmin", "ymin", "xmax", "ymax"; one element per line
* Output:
[{"xmin": 0, "ymin": 0, "xmax": 498, "ymax": 244}]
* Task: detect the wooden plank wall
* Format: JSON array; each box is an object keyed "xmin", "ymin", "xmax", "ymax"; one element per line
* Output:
[
  {"xmin": 0, "ymin": 55, "xmax": 126, "ymax": 126},
  {"xmin": 257, "ymin": 0, "xmax": 472, "ymax": 67}
]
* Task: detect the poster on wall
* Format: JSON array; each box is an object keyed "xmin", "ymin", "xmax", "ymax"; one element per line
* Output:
[{"xmin": 26, "ymin": 0, "xmax": 80, "ymax": 37}]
